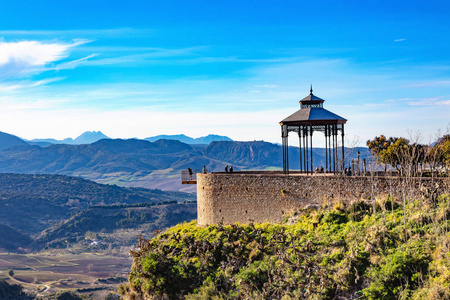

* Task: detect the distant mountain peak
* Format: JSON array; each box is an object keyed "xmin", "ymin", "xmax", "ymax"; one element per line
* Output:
[
  {"xmin": 145, "ymin": 134, "xmax": 232, "ymax": 144},
  {"xmin": 73, "ymin": 131, "xmax": 110, "ymax": 144}
]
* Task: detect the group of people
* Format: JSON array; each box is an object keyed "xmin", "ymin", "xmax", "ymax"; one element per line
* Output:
[
  {"xmin": 225, "ymin": 165, "xmax": 234, "ymax": 173},
  {"xmin": 344, "ymin": 167, "xmax": 352, "ymax": 176},
  {"xmin": 314, "ymin": 166, "xmax": 325, "ymax": 173},
  {"xmin": 187, "ymin": 165, "xmax": 234, "ymax": 179},
  {"xmin": 187, "ymin": 166, "xmax": 208, "ymax": 180}
]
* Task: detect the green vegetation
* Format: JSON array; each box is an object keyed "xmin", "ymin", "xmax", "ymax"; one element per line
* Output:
[
  {"xmin": 367, "ymin": 134, "xmax": 450, "ymax": 176},
  {"xmin": 124, "ymin": 193, "xmax": 450, "ymax": 299}
]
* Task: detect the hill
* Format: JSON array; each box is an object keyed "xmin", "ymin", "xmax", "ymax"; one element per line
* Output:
[
  {"xmin": 34, "ymin": 202, "xmax": 197, "ymax": 251},
  {"xmin": 0, "ymin": 173, "xmax": 195, "ymax": 236},
  {"xmin": 123, "ymin": 193, "xmax": 450, "ymax": 299},
  {"xmin": 0, "ymin": 131, "xmax": 29, "ymax": 152},
  {"xmin": 0, "ymin": 223, "xmax": 33, "ymax": 252}
]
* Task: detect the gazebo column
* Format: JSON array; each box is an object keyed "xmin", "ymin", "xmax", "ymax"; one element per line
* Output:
[
  {"xmin": 325, "ymin": 125, "xmax": 328, "ymax": 172},
  {"xmin": 341, "ymin": 125, "xmax": 345, "ymax": 172},
  {"xmin": 333, "ymin": 125, "xmax": 337, "ymax": 174},
  {"xmin": 310, "ymin": 125, "xmax": 313, "ymax": 174},
  {"xmin": 328, "ymin": 129, "xmax": 332, "ymax": 172},
  {"xmin": 282, "ymin": 125, "xmax": 289, "ymax": 175},
  {"xmin": 302, "ymin": 126, "xmax": 308, "ymax": 173},
  {"xmin": 298, "ymin": 127, "xmax": 303, "ymax": 172}
]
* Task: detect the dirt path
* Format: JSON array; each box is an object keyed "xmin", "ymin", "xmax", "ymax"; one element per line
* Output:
[{"xmin": 8, "ymin": 274, "xmax": 51, "ymax": 295}]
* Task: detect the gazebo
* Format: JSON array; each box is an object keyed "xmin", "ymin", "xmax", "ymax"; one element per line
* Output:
[{"xmin": 280, "ymin": 87, "xmax": 347, "ymax": 175}]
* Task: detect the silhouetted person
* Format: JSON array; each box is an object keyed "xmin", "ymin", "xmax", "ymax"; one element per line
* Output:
[
  {"xmin": 202, "ymin": 166, "xmax": 207, "ymax": 174},
  {"xmin": 229, "ymin": 166, "xmax": 233, "ymax": 173},
  {"xmin": 320, "ymin": 166, "xmax": 324, "ymax": 173},
  {"xmin": 225, "ymin": 165, "xmax": 228, "ymax": 173},
  {"xmin": 188, "ymin": 168, "xmax": 193, "ymax": 180}
]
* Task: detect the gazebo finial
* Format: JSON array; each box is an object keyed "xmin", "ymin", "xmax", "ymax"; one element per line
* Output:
[{"xmin": 310, "ymin": 84, "xmax": 313, "ymax": 95}]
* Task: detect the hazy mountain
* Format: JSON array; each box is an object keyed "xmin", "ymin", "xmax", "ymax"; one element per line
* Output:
[
  {"xmin": 27, "ymin": 131, "xmax": 110, "ymax": 145},
  {"xmin": 145, "ymin": 134, "xmax": 232, "ymax": 144},
  {"xmin": 73, "ymin": 130, "xmax": 110, "ymax": 144},
  {"xmin": 0, "ymin": 131, "xmax": 29, "ymax": 151},
  {"xmin": 194, "ymin": 134, "xmax": 233, "ymax": 144},
  {"xmin": 145, "ymin": 134, "xmax": 195, "ymax": 144}
]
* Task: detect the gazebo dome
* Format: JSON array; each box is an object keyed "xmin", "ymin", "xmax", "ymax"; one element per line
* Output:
[
  {"xmin": 280, "ymin": 87, "xmax": 347, "ymax": 126},
  {"xmin": 299, "ymin": 86, "xmax": 325, "ymax": 108}
]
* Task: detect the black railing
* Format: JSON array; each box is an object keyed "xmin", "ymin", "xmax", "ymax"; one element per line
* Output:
[{"xmin": 181, "ymin": 170, "xmax": 202, "ymax": 182}]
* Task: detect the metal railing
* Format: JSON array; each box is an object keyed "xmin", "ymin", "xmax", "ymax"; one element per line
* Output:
[{"xmin": 181, "ymin": 169, "xmax": 202, "ymax": 182}]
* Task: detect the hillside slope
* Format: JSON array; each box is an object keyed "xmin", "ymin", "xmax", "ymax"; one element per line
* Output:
[
  {"xmin": 0, "ymin": 223, "xmax": 33, "ymax": 252},
  {"xmin": 35, "ymin": 202, "xmax": 197, "ymax": 251},
  {"xmin": 0, "ymin": 173, "xmax": 195, "ymax": 236},
  {"xmin": 0, "ymin": 131, "xmax": 29, "ymax": 152},
  {"xmin": 124, "ymin": 194, "xmax": 450, "ymax": 299}
]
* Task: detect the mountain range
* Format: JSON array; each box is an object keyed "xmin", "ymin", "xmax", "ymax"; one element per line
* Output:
[
  {"xmin": 26, "ymin": 131, "xmax": 233, "ymax": 146},
  {"xmin": 0, "ymin": 130, "xmax": 372, "ymax": 191},
  {"xmin": 26, "ymin": 131, "xmax": 110, "ymax": 146},
  {"xmin": 145, "ymin": 134, "xmax": 232, "ymax": 144}
]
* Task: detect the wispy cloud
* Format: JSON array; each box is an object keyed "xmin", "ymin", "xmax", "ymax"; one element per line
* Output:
[
  {"xmin": 394, "ymin": 38, "xmax": 406, "ymax": 42},
  {"xmin": 407, "ymin": 97, "xmax": 450, "ymax": 106},
  {"xmin": 407, "ymin": 80, "xmax": 450, "ymax": 87},
  {"xmin": 53, "ymin": 54, "xmax": 98, "ymax": 70},
  {"xmin": 0, "ymin": 28, "xmax": 152, "ymax": 37},
  {"xmin": 0, "ymin": 77, "xmax": 65, "ymax": 91},
  {"xmin": 255, "ymin": 84, "xmax": 278, "ymax": 88}
]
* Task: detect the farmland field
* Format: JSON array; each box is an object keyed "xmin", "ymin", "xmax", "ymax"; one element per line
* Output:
[{"xmin": 0, "ymin": 253, "xmax": 131, "ymax": 298}]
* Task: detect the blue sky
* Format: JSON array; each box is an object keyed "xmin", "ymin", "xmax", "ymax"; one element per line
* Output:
[{"xmin": 0, "ymin": 0, "xmax": 449, "ymax": 145}]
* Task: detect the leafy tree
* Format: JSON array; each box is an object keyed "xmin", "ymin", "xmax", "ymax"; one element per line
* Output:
[
  {"xmin": 367, "ymin": 135, "xmax": 398, "ymax": 170},
  {"xmin": 8, "ymin": 269, "xmax": 14, "ymax": 276},
  {"xmin": 378, "ymin": 138, "xmax": 408, "ymax": 172},
  {"xmin": 427, "ymin": 134, "xmax": 450, "ymax": 171}
]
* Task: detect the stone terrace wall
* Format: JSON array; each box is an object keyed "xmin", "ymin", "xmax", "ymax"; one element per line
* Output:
[{"xmin": 197, "ymin": 172, "xmax": 447, "ymax": 226}]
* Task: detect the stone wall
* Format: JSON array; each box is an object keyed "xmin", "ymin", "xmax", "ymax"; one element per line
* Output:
[{"xmin": 197, "ymin": 172, "xmax": 447, "ymax": 226}]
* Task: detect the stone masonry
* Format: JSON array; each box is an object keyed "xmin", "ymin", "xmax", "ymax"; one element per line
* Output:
[{"xmin": 197, "ymin": 172, "xmax": 447, "ymax": 226}]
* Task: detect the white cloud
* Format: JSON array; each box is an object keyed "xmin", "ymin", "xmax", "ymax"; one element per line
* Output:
[
  {"xmin": 394, "ymin": 38, "xmax": 406, "ymax": 42},
  {"xmin": 0, "ymin": 40, "xmax": 89, "ymax": 78}
]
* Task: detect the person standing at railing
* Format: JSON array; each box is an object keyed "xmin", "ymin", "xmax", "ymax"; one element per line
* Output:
[
  {"xmin": 188, "ymin": 168, "xmax": 193, "ymax": 180},
  {"xmin": 202, "ymin": 166, "xmax": 207, "ymax": 174}
]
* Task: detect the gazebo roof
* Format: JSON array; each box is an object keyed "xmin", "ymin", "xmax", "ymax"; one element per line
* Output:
[
  {"xmin": 280, "ymin": 107, "xmax": 347, "ymax": 125},
  {"xmin": 300, "ymin": 93, "xmax": 325, "ymax": 104}
]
